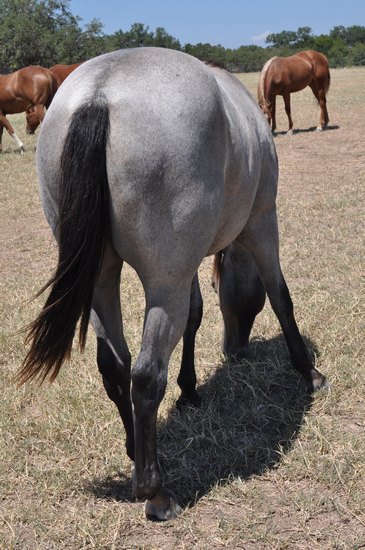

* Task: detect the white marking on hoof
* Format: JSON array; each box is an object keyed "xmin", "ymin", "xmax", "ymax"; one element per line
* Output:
[
  {"xmin": 11, "ymin": 132, "xmax": 25, "ymax": 152},
  {"xmin": 286, "ymin": 129, "xmax": 293, "ymax": 136},
  {"xmin": 316, "ymin": 126, "xmax": 323, "ymax": 132}
]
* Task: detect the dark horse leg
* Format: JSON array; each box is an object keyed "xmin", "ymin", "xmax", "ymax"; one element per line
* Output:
[
  {"xmin": 176, "ymin": 273, "xmax": 203, "ymax": 408},
  {"xmin": 214, "ymin": 245, "xmax": 266, "ymax": 359},
  {"xmin": 131, "ymin": 279, "xmax": 193, "ymax": 520},
  {"xmin": 237, "ymin": 187, "xmax": 329, "ymax": 392},
  {"xmin": 309, "ymin": 81, "xmax": 329, "ymax": 130},
  {"xmin": 283, "ymin": 93, "xmax": 294, "ymax": 134},
  {"xmin": 90, "ymin": 244, "xmax": 134, "ymax": 460}
]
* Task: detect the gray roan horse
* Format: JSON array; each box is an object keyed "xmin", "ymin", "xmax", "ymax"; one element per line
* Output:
[{"xmin": 18, "ymin": 48, "xmax": 329, "ymax": 520}]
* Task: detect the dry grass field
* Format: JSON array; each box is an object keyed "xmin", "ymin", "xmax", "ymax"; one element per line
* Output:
[{"xmin": 0, "ymin": 67, "xmax": 364, "ymax": 549}]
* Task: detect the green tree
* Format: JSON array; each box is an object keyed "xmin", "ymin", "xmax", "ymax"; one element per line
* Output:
[
  {"xmin": 184, "ymin": 42, "xmax": 226, "ymax": 63},
  {"xmin": 78, "ymin": 18, "xmax": 107, "ymax": 59},
  {"xmin": 295, "ymin": 27, "xmax": 314, "ymax": 48},
  {"xmin": 330, "ymin": 25, "xmax": 365, "ymax": 46},
  {"xmin": 350, "ymin": 42, "xmax": 365, "ymax": 65},
  {"xmin": 112, "ymin": 23, "xmax": 154, "ymax": 49},
  {"xmin": 265, "ymin": 30, "xmax": 297, "ymax": 48},
  {"xmin": 312, "ymin": 34, "xmax": 335, "ymax": 56},
  {"xmin": 153, "ymin": 27, "xmax": 181, "ymax": 49},
  {"xmin": 0, "ymin": 0, "xmax": 83, "ymax": 69}
]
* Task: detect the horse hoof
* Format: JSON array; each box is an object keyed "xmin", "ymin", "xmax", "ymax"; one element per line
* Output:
[
  {"xmin": 316, "ymin": 126, "xmax": 323, "ymax": 132},
  {"xmin": 145, "ymin": 489, "xmax": 182, "ymax": 521},
  {"xmin": 176, "ymin": 390, "xmax": 201, "ymax": 409},
  {"xmin": 310, "ymin": 368, "xmax": 330, "ymax": 392},
  {"xmin": 286, "ymin": 129, "xmax": 293, "ymax": 136}
]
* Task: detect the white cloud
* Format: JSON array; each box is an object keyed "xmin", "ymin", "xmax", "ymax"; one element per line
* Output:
[{"xmin": 251, "ymin": 30, "xmax": 271, "ymax": 43}]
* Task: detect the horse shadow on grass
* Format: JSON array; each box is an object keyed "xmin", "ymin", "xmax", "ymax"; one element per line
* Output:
[{"xmin": 88, "ymin": 334, "xmax": 319, "ymax": 510}]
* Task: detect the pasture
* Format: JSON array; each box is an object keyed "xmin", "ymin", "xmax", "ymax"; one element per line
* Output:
[{"xmin": 0, "ymin": 67, "xmax": 364, "ymax": 549}]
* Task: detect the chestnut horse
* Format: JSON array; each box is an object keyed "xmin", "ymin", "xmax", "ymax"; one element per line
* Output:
[
  {"xmin": 26, "ymin": 63, "xmax": 83, "ymax": 134},
  {"xmin": 18, "ymin": 48, "xmax": 329, "ymax": 521},
  {"xmin": 258, "ymin": 50, "xmax": 330, "ymax": 134},
  {"xmin": 0, "ymin": 65, "xmax": 57, "ymax": 152}
]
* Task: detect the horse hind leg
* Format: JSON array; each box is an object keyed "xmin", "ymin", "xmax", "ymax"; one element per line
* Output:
[
  {"xmin": 176, "ymin": 273, "xmax": 203, "ymax": 408},
  {"xmin": 283, "ymin": 93, "xmax": 294, "ymax": 134},
  {"xmin": 237, "ymin": 197, "xmax": 329, "ymax": 392},
  {"xmin": 131, "ymin": 278, "xmax": 193, "ymax": 519},
  {"xmin": 90, "ymin": 245, "xmax": 134, "ymax": 461},
  {"xmin": 215, "ymin": 243, "xmax": 266, "ymax": 360},
  {"xmin": 309, "ymin": 81, "xmax": 329, "ymax": 130}
]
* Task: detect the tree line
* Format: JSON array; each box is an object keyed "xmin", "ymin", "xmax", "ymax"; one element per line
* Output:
[{"xmin": 1, "ymin": 0, "xmax": 364, "ymax": 73}]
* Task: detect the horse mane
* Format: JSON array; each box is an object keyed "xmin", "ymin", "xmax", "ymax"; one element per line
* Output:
[{"xmin": 258, "ymin": 57, "xmax": 277, "ymax": 105}]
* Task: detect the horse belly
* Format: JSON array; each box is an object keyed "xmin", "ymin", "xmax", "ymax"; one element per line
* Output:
[{"xmin": 0, "ymin": 97, "xmax": 30, "ymax": 115}]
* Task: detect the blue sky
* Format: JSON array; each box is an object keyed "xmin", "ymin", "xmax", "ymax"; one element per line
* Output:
[{"xmin": 70, "ymin": 0, "xmax": 364, "ymax": 48}]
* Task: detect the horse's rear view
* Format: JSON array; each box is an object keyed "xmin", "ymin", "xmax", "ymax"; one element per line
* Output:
[
  {"xmin": 18, "ymin": 48, "xmax": 329, "ymax": 520},
  {"xmin": 258, "ymin": 50, "xmax": 330, "ymax": 133}
]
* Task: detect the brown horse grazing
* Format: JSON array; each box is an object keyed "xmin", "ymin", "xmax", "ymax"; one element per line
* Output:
[
  {"xmin": 26, "ymin": 63, "xmax": 83, "ymax": 134},
  {"xmin": 258, "ymin": 50, "xmax": 330, "ymax": 134},
  {"xmin": 0, "ymin": 65, "xmax": 57, "ymax": 152}
]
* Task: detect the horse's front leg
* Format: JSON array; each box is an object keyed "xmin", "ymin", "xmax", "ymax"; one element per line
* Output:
[
  {"xmin": 317, "ymin": 88, "xmax": 329, "ymax": 130},
  {"xmin": 131, "ymin": 282, "xmax": 192, "ymax": 520},
  {"xmin": 309, "ymin": 82, "xmax": 329, "ymax": 130},
  {"xmin": 0, "ymin": 111, "xmax": 25, "ymax": 152},
  {"xmin": 176, "ymin": 273, "xmax": 203, "ymax": 408},
  {"xmin": 283, "ymin": 93, "xmax": 294, "ymax": 134}
]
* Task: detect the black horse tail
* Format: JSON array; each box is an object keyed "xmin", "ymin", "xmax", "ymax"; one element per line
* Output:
[{"xmin": 17, "ymin": 94, "xmax": 110, "ymax": 385}]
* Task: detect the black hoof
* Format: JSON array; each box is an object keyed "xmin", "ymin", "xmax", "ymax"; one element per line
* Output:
[
  {"xmin": 176, "ymin": 390, "xmax": 202, "ymax": 410},
  {"xmin": 308, "ymin": 368, "xmax": 331, "ymax": 393}
]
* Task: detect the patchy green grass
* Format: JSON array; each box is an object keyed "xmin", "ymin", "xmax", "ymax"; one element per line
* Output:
[{"xmin": 0, "ymin": 68, "xmax": 364, "ymax": 549}]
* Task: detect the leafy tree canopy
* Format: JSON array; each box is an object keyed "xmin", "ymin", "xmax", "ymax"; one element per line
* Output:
[{"xmin": 0, "ymin": 2, "xmax": 364, "ymax": 73}]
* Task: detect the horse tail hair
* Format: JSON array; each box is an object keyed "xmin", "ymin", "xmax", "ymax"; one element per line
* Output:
[
  {"xmin": 16, "ymin": 94, "xmax": 110, "ymax": 385},
  {"xmin": 257, "ymin": 57, "xmax": 276, "ymax": 106}
]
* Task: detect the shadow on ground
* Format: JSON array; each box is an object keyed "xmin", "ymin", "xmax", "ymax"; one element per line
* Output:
[
  {"xmin": 88, "ymin": 334, "xmax": 318, "ymax": 509},
  {"xmin": 274, "ymin": 124, "xmax": 340, "ymax": 136}
]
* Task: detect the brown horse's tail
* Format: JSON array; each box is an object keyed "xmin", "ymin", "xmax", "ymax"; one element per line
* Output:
[{"xmin": 16, "ymin": 94, "xmax": 110, "ymax": 385}]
